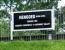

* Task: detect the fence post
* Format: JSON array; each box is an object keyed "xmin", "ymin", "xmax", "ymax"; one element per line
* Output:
[{"xmin": 30, "ymin": 31, "xmax": 32, "ymax": 41}]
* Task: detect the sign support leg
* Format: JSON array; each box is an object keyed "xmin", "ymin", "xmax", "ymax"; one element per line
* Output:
[
  {"xmin": 10, "ymin": 18, "xmax": 13, "ymax": 40},
  {"xmin": 48, "ymin": 34, "xmax": 52, "ymax": 40},
  {"xmin": 10, "ymin": 30, "xmax": 13, "ymax": 40}
]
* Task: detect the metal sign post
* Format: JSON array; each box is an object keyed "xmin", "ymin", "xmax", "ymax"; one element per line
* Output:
[
  {"xmin": 10, "ymin": 20, "xmax": 13, "ymax": 40},
  {"xmin": 10, "ymin": 12, "xmax": 14, "ymax": 40}
]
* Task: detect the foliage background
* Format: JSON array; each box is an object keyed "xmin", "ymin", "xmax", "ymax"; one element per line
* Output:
[{"xmin": 0, "ymin": 0, "xmax": 63, "ymax": 37}]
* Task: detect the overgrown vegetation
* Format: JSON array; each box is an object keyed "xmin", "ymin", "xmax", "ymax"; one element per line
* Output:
[{"xmin": 0, "ymin": 0, "xmax": 61, "ymax": 37}]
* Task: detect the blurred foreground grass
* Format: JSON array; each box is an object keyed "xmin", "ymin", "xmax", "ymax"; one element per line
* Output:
[{"xmin": 0, "ymin": 40, "xmax": 65, "ymax": 50}]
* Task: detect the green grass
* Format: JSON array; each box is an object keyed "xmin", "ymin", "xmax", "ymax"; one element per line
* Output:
[{"xmin": 0, "ymin": 40, "xmax": 65, "ymax": 50}]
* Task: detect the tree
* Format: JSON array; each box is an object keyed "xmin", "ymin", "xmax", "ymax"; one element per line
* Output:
[
  {"xmin": 0, "ymin": 0, "xmax": 59, "ymax": 11},
  {"xmin": 0, "ymin": 0, "xmax": 59, "ymax": 37}
]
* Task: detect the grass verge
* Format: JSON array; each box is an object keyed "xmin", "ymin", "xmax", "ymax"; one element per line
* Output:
[{"xmin": 0, "ymin": 40, "xmax": 65, "ymax": 50}]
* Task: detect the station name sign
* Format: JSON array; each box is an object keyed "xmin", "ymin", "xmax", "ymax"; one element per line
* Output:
[{"xmin": 11, "ymin": 9, "xmax": 55, "ymax": 31}]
